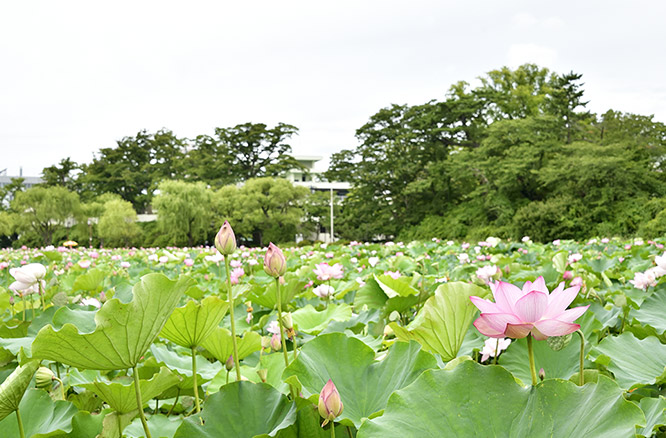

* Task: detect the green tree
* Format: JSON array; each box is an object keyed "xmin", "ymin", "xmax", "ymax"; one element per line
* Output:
[
  {"xmin": 11, "ymin": 186, "xmax": 80, "ymax": 245},
  {"xmin": 80, "ymin": 129, "xmax": 186, "ymax": 211},
  {"xmin": 153, "ymin": 180, "xmax": 214, "ymax": 246},
  {"xmin": 41, "ymin": 157, "xmax": 81, "ymax": 192},
  {"xmin": 215, "ymin": 178, "xmax": 308, "ymax": 246},
  {"xmin": 97, "ymin": 199, "xmax": 141, "ymax": 247},
  {"xmin": 0, "ymin": 177, "xmax": 25, "ymax": 211}
]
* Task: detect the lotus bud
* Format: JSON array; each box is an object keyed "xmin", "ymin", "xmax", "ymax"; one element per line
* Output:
[
  {"xmin": 539, "ymin": 368, "xmax": 545, "ymax": 381},
  {"xmin": 261, "ymin": 336, "xmax": 271, "ymax": 349},
  {"xmin": 270, "ymin": 333, "xmax": 281, "ymax": 351},
  {"xmin": 35, "ymin": 366, "xmax": 55, "ymax": 389},
  {"xmin": 225, "ymin": 355, "xmax": 234, "ymax": 371},
  {"xmin": 257, "ymin": 369, "xmax": 268, "ymax": 383},
  {"xmin": 215, "ymin": 221, "xmax": 237, "ymax": 255},
  {"xmin": 263, "ymin": 243, "xmax": 286, "ymax": 278},
  {"xmin": 281, "ymin": 312, "xmax": 293, "ymax": 330},
  {"xmin": 318, "ymin": 379, "xmax": 344, "ymax": 427}
]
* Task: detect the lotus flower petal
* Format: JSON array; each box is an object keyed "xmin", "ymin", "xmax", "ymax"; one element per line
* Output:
[
  {"xmin": 555, "ymin": 305, "xmax": 589, "ymax": 323},
  {"xmin": 474, "ymin": 313, "xmax": 522, "ymax": 337},
  {"xmin": 491, "ymin": 281, "xmax": 523, "ymax": 313},
  {"xmin": 469, "ymin": 296, "xmax": 499, "ymax": 314},
  {"xmin": 514, "ymin": 291, "xmax": 548, "ymax": 322},
  {"xmin": 505, "ymin": 323, "xmax": 534, "ymax": 339},
  {"xmin": 544, "ymin": 285, "xmax": 579, "ymax": 318},
  {"xmin": 533, "ymin": 319, "xmax": 581, "ymax": 338}
]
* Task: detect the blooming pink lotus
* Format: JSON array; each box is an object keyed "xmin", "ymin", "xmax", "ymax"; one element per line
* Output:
[
  {"xmin": 470, "ymin": 277, "xmax": 588, "ymax": 340},
  {"xmin": 313, "ymin": 262, "xmax": 344, "ymax": 281}
]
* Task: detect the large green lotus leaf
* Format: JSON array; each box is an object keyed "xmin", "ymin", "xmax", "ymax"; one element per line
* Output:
[
  {"xmin": 72, "ymin": 268, "xmax": 107, "ymax": 292},
  {"xmin": 593, "ymin": 333, "xmax": 666, "ymax": 388},
  {"xmin": 150, "ymin": 344, "xmax": 222, "ymax": 381},
  {"xmin": 249, "ymin": 276, "xmax": 306, "ymax": 309},
  {"xmin": 52, "ymin": 307, "xmax": 97, "ymax": 333},
  {"xmin": 80, "ymin": 367, "xmax": 180, "ymax": 414},
  {"xmin": 0, "ymin": 389, "xmax": 78, "ymax": 437},
  {"xmin": 201, "ymin": 327, "xmax": 262, "ymax": 363},
  {"xmin": 499, "ymin": 337, "xmax": 580, "ymax": 383},
  {"xmin": 275, "ymin": 400, "xmax": 348, "ymax": 438},
  {"xmin": 373, "ymin": 275, "xmax": 419, "ymax": 298},
  {"xmin": 291, "ymin": 304, "xmax": 352, "ymax": 335},
  {"xmin": 32, "ymin": 274, "xmax": 194, "ymax": 370},
  {"xmin": 0, "ymin": 360, "xmax": 39, "ymax": 420},
  {"xmin": 390, "ymin": 281, "xmax": 489, "ymax": 361},
  {"xmin": 637, "ymin": 396, "xmax": 665, "ymax": 438},
  {"xmin": 59, "ymin": 410, "xmax": 105, "ymax": 438},
  {"xmin": 631, "ymin": 289, "xmax": 666, "ymax": 334},
  {"xmin": 99, "ymin": 410, "xmax": 137, "ymax": 438},
  {"xmin": 358, "ymin": 360, "xmax": 645, "ymax": 437},
  {"xmin": 125, "ymin": 414, "xmax": 182, "ymax": 438},
  {"xmin": 353, "ymin": 277, "xmax": 387, "ymax": 310},
  {"xmin": 282, "ymin": 333, "xmax": 437, "ymax": 428},
  {"xmin": 173, "ymin": 381, "xmax": 297, "ymax": 438},
  {"xmin": 160, "ymin": 296, "xmax": 229, "ymax": 348}
]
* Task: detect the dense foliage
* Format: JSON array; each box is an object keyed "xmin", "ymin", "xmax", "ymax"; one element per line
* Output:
[
  {"xmin": 326, "ymin": 66, "xmax": 666, "ymax": 241},
  {"xmin": 0, "ymin": 236, "xmax": 663, "ymax": 437}
]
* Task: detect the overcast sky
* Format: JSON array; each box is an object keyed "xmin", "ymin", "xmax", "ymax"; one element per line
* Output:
[{"xmin": 2, "ymin": 0, "xmax": 665, "ymax": 176}]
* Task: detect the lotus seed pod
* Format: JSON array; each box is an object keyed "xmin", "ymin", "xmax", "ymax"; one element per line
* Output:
[{"xmin": 546, "ymin": 333, "xmax": 572, "ymax": 351}]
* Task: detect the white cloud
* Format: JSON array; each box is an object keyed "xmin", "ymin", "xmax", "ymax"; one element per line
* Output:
[
  {"xmin": 506, "ymin": 44, "xmax": 558, "ymax": 68},
  {"xmin": 512, "ymin": 12, "xmax": 539, "ymax": 28}
]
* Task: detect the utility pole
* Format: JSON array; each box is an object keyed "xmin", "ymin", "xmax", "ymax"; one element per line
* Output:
[{"xmin": 329, "ymin": 188, "xmax": 334, "ymax": 243}]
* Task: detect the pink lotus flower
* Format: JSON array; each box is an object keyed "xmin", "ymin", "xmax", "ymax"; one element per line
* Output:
[
  {"xmin": 230, "ymin": 267, "xmax": 244, "ymax": 285},
  {"xmin": 470, "ymin": 277, "xmax": 588, "ymax": 341},
  {"xmin": 183, "ymin": 258, "xmax": 194, "ymax": 267},
  {"xmin": 313, "ymin": 262, "xmax": 344, "ymax": 281},
  {"xmin": 384, "ymin": 270, "xmax": 400, "ymax": 280},
  {"xmin": 480, "ymin": 337, "xmax": 511, "ymax": 362},
  {"xmin": 78, "ymin": 260, "xmax": 91, "ymax": 269}
]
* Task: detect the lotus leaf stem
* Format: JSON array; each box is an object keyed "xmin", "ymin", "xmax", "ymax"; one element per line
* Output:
[
  {"xmin": 330, "ymin": 421, "xmax": 335, "ymax": 438},
  {"xmin": 276, "ymin": 278, "xmax": 297, "ymax": 399},
  {"xmin": 192, "ymin": 347, "xmax": 200, "ymax": 413},
  {"xmin": 133, "ymin": 365, "xmax": 152, "ymax": 438},
  {"xmin": 575, "ymin": 330, "xmax": 585, "ymax": 386},
  {"xmin": 224, "ymin": 255, "xmax": 242, "ymax": 381},
  {"xmin": 16, "ymin": 408, "xmax": 25, "ymax": 438}
]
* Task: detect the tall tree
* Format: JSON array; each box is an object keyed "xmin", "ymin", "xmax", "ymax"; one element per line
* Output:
[
  {"xmin": 41, "ymin": 157, "xmax": 81, "ymax": 192},
  {"xmin": 153, "ymin": 180, "xmax": 214, "ymax": 246},
  {"xmin": 97, "ymin": 199, "xmax": 141, "ymax": 247},
  {"xmin": 11, "ymin": 186, "xmax": 80, "ymax": 245},
  {"xmin": 80, "ymin": 129, "xmax": 186, "ymax": 211}
]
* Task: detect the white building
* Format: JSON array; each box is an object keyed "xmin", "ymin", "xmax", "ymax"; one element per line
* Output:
[{"xmin": 286, "ymin": 156, "xmax": 351, "ymax": 243}]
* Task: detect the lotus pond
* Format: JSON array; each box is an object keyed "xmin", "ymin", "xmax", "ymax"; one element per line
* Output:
[{"xmin": 0, "ymin": 235, "xmax": 664, "ymax": 437}]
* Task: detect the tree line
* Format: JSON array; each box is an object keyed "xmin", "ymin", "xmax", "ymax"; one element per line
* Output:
[
  {"xmin": 2, "ymin": 63, "xmax": 665, "ymax": 247},
  {"xmin": 326, "ymin": 64, "xmax": 666, "ymax": 242}
]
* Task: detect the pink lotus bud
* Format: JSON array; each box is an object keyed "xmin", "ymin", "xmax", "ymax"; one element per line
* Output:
[
  {"xmin": 539, "ymin": 368, "xmax": 545, "ymax": 381},
  {"xmin": 225, "ymin": 355, "xmax": 234, "ymax": 371},
  {"xmin": 264, "ymin": 243, "xmax": 286, "ymax": 278},
  {"xmin": 270, "ymin": 333, "xmax": 281, "ymax": 351},
  {"xmin": 318, "ymin": 379, "xmax": 344, "ymax": 426},
  {"xmin": 563, "ymin": 270, "xmax": 573, "ymax": 280},
  {"xmin": 215, "ymin": 221, "xmax": 237, "ymax": 255}
]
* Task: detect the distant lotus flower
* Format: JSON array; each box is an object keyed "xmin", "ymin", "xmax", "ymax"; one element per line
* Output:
[
  {"xmin": 480, "ymin": 337, "xmax": 511, "ymax": 362},
  {"xmin": 313, "ymin": 284, "xmax": 335, "ymax": 299},
  {"xmin": 654, "ymin": 253, "xmax": 666, "ymax": 276},
  {"xmin": 368, "ymin": 256, "xmax": 380, "ymax": 267},
  {"xmin": 458, "ymin": 253, "xmax": 470, "ymax": 263},
  {"xmin": 184, "ymin": 258, "xmax": 194, "ymax": 267},
  {"xmin": 568, "ymin": 253, "xmax": 582, "ymax": 264},
  {"xmin": 384, "ymin": 270, "xmax": 400, "ymax": 280},
  {"xmin": 78, "ymin": 260, "xmax": 91, "ymax": 269},
  {"xmin": 266, "ymin": 320, "xmax": 281, "ymax": 335},
  {"xmin": 230, "ymin": 259, "xmax": 242, "ymax": 268},
  {"xmin": 159, "ymin": 256, "xmax": 169, "ymax": 264},
  {"xmin": 120, "ymin": 261, "xmax": 131, "ymax": 268},
  {"xmin": 205, "ymin": 253, "xmax": 224, "ymax": 263},
  {"xmin": 470, "ymin": 277, "xmax": 588, "ymax": 340},
  {"xmin": 215, "ymin": 220, "xmax": 237, "ymax": 255},
  {"xmin": 230, "ymin": 267, "xmax": 244, "ymax": 285},
  {"xmin": 629, "ymin": 270, "xmax": 658, "ymax": 290},
  {"xmin": 0, "ymin": 262, "xmax": 8, "ymax": 270},
  {"xmin": 318, "ymin": 379, "xmax": 344, "ymax": 426},
  {"xmin": 80, "ymin": 297, "xmax": 101, "ymax": 308},
  {"xmin": 248, "ymin": 258, "xmax": 258, "ymax": 266},
  {"xmin": 88, "ymin": 251, "xmax": 99, "ymax": 259},
  {"xmin": 476, "ymin": 265, "xmax": 499, "ymax": 284},
  {"xmin": 563, "ymin": 270, "xmax": 573, "ymax": 280},
  {"xmin": 313, "ymin": 262, "xmax": 344, "ymax": 281},
  {"xmin": 264, "ymin": 243, "xmax": 286, "ymax": 278},
  {"xmin": 148, "ymin": 254, "xmax": 158, "ymax": 262},
  {"xmin": 325, "ymin": 252, "xmax": 334, "ymax": 259}
]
